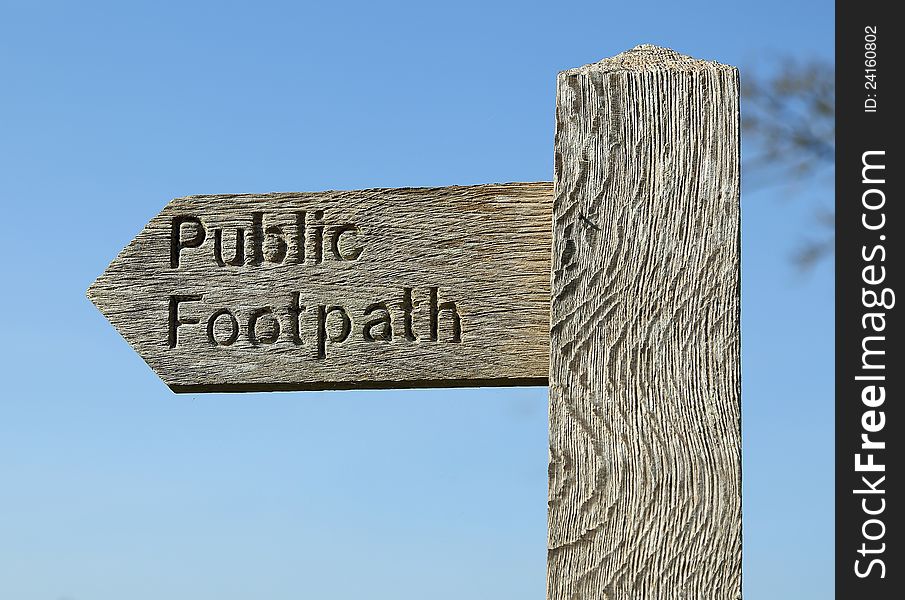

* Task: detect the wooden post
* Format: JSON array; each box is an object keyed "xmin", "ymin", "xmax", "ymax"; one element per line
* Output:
[{"xmin": 548, "ymin": 45, "xmax": 742, "ymax": 598}]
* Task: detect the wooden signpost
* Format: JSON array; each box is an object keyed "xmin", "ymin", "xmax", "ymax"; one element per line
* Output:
[{"xmin": 89, "ymin": 45, "xmax": 741, "ymax": 598}]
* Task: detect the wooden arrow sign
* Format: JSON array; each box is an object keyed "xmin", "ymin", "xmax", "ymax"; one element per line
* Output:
[{"xmin": 88, "ymin": 183, "xmax": 552, "ymax": 392}]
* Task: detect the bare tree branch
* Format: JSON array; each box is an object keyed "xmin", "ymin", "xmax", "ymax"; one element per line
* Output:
[{"xmin": 742, "ymin": 58, "xmax": 834, "ymax": 268}]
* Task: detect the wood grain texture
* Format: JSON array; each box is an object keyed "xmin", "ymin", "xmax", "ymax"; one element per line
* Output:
[
  {"xmin": 88, "ymin": 183, "xmax": 552, "ymax": 392},
  {"xmin": 548, "ymin": 46, "xmax": 742, "ymax": 598}
]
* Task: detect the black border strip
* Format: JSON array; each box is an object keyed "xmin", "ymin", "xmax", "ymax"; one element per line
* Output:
[{"xmin": 836, "ymin": 2, "xmax": 900, "ymax": 596}]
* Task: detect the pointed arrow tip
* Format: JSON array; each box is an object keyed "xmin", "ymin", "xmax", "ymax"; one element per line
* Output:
[
  {"xmin": 86, "ymin": 276, "xmax": 99, "ymax": 304},
  {"xmin": 86, "ymin": 272, "xmax": 108, "ymax": 315}
]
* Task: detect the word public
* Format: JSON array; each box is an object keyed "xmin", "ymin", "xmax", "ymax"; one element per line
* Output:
[{"xmin": 170, "ymin": 210, "xmax": 363, "ymax": 268}]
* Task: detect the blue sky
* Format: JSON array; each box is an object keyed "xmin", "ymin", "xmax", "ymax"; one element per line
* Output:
[{"xmin": 1, "ymin": 1, "xmax": 833, "ymax": 598}]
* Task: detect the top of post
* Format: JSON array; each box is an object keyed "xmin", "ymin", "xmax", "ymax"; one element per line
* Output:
[{"xmin": 560, "ymin": 44, "xmax": 735, "ymax": 76}]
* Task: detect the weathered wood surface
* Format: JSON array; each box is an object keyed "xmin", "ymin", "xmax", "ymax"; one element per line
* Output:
[
  {"xmin": 548, "ymin": 45, "xmax": 742, "ymax": 598},
  {"xmin": 88, "ymin": 183, "xmax": 552, "ymax": 392}
]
